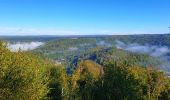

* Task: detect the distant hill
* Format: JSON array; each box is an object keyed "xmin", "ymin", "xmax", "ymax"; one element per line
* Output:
[{"xmin": 1, "ymin": 34, "xmax": 170, "ymax": 72}]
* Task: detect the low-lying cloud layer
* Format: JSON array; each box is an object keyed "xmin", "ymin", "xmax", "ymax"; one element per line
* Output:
[
  {"xmin": 97, "ymin": 41, "xmax": 112, "ymax": 47},
  {"xmin": 8, "ymin": 42, "xmax": 44, "ymax": 52},
  {"xmin": 116, "ymin": 40, "xmax": 170, "ymax": 72}
]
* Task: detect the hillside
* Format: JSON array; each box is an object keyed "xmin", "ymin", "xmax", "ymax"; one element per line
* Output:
[
  {"xmin": 28, "ymin": 34, "xmax": 170, "ymax": 73},
  {"xmin": 1, "ymin": 34, "xmax": 170, "ymax": 73},
  {"xmin": 0, "ymin": 40, "xmax": 170, "ymax": 100}
]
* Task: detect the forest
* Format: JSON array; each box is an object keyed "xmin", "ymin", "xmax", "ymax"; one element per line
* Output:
[
  {"xmin": 0, "ymin": 0, "xmax": 170, "ymax": 99},
  {"xmin": 0, "ymin": 34, "xmax": 170, "ymax": 100}
]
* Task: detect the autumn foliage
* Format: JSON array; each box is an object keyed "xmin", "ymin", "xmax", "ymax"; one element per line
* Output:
[{"xmin": 0, "ymin": 41, "xmax": 170, "ymax": 100}]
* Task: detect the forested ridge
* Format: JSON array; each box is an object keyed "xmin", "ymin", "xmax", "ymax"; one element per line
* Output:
[
  {"xmin": 29, "ymin": 34, "xmax": 170, "ymax": 73},
  {"xmin": 0, "ymin": 40, "xmax": 170, "ymax": 100}
]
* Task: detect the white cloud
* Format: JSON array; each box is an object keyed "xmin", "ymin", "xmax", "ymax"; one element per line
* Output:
[
  {"xmin": 116, "ymin": 40, "xmax": 170, "ymax": 58},
  {"xmin": 7, "ymin": 42, "xmax": 44, "ymax": 52},
  {"xmin": 115, "ymin": 40, "xmax": 170, "ymax": 72}
]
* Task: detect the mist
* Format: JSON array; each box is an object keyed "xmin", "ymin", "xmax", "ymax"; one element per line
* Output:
[
  {"xmin": 8, "ymin": 42, "xmax": 44, "ymax": 52},
  {"xmin": 116, "ymin": 40, "xmax": 170, "ymax": 72},
  {"xmin": 97, "ymin": 41, "xmax": 112, "ymax": 47}
]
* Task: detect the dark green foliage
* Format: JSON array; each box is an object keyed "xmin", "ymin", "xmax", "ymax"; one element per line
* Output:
[
  {"xmin": 68, "ymin": 59, "xmax": 170, "ymax": 100},
  {"xmin": 69, "ymin": 60, "xmax": 103, "ymax": 100},
  {"xmin": 0, "ymin": 37, "xmax": 170, "ymax": 100},
  {"xmin": 102, "ymin": 62, "xmax": 143, "ymax": 100},
  {"xmin": 92, "ymin": 61, "xmax": 170, "ymax": 100},
  {"xmin": 0, "ymin": 41, "xmax": 49, "ymax": 99},
  {"xmin": 47, "ymin": 65, "xmax": 69, "ymax": 100}
]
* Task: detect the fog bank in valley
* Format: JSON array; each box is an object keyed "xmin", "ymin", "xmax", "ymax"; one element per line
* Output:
[
  {"xmin": 8, "ymin": 42, "xmax": 44, "ymax": 52},
  {"xmin": 116, "ymin": 40, "xmax": 170, "ymax": 72}
]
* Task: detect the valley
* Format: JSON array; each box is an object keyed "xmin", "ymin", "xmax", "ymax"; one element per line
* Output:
[{"xmin": 1, "ymin": 34, "xmax": 170, "ymax": 74}]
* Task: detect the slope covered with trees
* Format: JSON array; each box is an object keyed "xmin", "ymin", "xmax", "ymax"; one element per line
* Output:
[
  {"xmin": 0, "ymin": 41, "xmax": 68, "ymax": 100},
  {"xmin": 0, "ymin": 41, "xmax": 49, "ymax": 99},
  {"xmin": 0, "ymin": 34, "xmax": 170, "ymax": 100},
  {"xmin": 29, "ymin": 34, "xmax": 170, "ymax": 73}
]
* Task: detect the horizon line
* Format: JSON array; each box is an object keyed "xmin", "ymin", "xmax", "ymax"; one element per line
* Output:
[{"xmin": 0, "ymin": 33, "xmax": 170, "ymax": 37}]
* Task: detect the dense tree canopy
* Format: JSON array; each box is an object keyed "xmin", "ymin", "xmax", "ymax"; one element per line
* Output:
[
  {"xmin": 0, "ymin": 41, "xmax": 68, "ymax": 100},
  {"xmin": 69, "ymin": 60, "xmax": 103, "ymax": 100},
  {"xmin": 0, "ymin": 40, "xmax": 170, "ymax": 100},
  {"xmin": 101, "ymin": 61, "xmax": 170, "ymax": 100},
  {"xmin": 0, "ymin": 41, "xmax": 49, "ymax": 99}
]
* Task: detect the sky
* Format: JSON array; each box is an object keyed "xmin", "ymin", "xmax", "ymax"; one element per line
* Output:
[{"xmin": 0, "ymin": 0, "xmax": 170, "ymax": 35}]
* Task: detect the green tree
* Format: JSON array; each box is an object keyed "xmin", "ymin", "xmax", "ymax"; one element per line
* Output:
[
  {"xmin": 0, "ymin": 41, "xmax": 49, "ymax": 99},
  {"xmin": 102, "ymin": 61, "xmax": 144, "ymax": 100},
  {"xmin": 47, "ymin": 65, "xmax": 69, "ymax": 100},
  {"xmin": 101, "ymin": 60, "xmax": 170, "ymax": 100},
  {"xmin": 69, "ymin": 60, "xmax": 103, "ymax": 100}
]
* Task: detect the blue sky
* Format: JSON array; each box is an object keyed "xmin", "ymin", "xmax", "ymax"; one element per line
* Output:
[{"xmin": 0, "ymin": 0, "xmax": 170, "ymax": 35}]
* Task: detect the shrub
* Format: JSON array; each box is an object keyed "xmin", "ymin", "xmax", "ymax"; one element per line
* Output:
[{"xmin": 0, "ymin": 41, "xmax": 49, "ymax": 99}]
